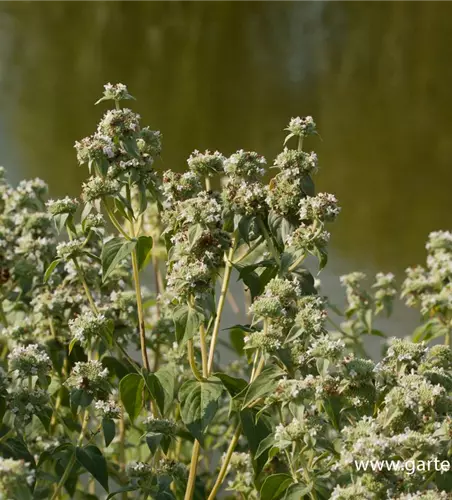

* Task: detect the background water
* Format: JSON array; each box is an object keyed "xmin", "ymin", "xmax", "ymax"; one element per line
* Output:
[{"xmin": 1, "ymin": 1, "xmax": 452, "ymax": 341}]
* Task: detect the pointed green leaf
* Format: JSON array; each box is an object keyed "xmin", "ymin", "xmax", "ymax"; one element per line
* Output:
[
  {"xmin": 155, "ymin": 365, "xmax": 177, "ymax": 416},
  {"xmin": 136, "ymin": 236, "xmax": 153, "ymax": 270},
  {"xmin": 102, "ymin": 418, "xmax": 115, "ymax": 447},
  {"xmin": 76, "ymin": 445, "xmax": 109, "ymax": 492},
  {"xmin": 119, "ymin": 373, "xmax": 144, "ymax": 422},
  {"xmin": 44, "ymin": 259, "xmax": 62, "ymax": 283},
  {"xmin": 101, "ymin": 237, "xmax": 136, "ymax": 282},
  {"xmin": 260, "ymin": 474, "xmax": 292, "ymax": 500},
  {"xmin": 178, "ymin": 377, "xmax": 223, "ymax": 442}
]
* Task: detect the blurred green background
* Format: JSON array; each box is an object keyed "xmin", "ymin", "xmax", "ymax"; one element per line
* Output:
[{"xmin": 0, "ymin": 1, "xmax": 451, "ymax": 334}]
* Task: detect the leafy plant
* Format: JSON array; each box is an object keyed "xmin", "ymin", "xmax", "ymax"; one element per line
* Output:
[{"xmin": 0, "ymin": 83, "xmax": 451, "ymax": 500}]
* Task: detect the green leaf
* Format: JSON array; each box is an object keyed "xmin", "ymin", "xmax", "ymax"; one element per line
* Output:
[
  {"xmin": 102, "ymin": 418, "xmax": 115, "ymax": 447},
  {"xmin": 240, "ymin": 365, "xmax": 284, "ymax": 408},
  {"xmin": 76, "ymin": 445, "xmax": 109, "ymax": 492},
  {"xmin": 178, "ymin": 377, "xmax": 223, "ymax": 442},
  {"xmin": 187, "ymin": 224, "xmax": 204, "ymax": 249},
  {"xmin": 68, "ymin": 337, "xmax": 78, "ymax": 355},
  {"xmin": 173, "ymin": 304, "xmax": 204, "ymax": 344},
  {"xmin": 155, "ymin": 365, "xmax": 177, "ymax": 416},
  {"xmin": 106, "ymin": 487, "xmax": 138, "ymax": 500},
  {"xmin": 255, "ymin": 433, "xmax": 276, "ymax": 459},
  {"xmin": 136, "ymin": 236, "xmax": 153, "ymax": 270},
  {"xmin": 44, "ymin": 259, "xmax": 62, "ymax": 283},
  {"xmin": 53, "ymin": 213, "xmax": 69, "ymax": 234},
  {"xmin": 240, "ymin": 408, "xmax": 273, "ymax": 475},
  {"xmin": 101, "ymin": 237, "xmax": 136, "ymax": 282},
  {"xmin": 234, "ymin": 260, "xmax": 276, "ymax": 300},
  {"xmin": 234, "ymin": 214, "xmax": 253, "ymax": 245},
  {"xmin": 311, "ymin": 245, "xmax": 328, "ymax": 271},
  {"xmin": 260, "ymin": 474, "xmax": 292, "ymax": 500},
  {"xmin": 284, "ymin": 483, "xmax": 311, "ymax": 499},
  {"xmin": 142, "ymin": 370, "xmax": 165, "ymax": 415},
  {"xmin": 145, "ymin": 431, "xmax": 163, "ymax": 455},
  {"xmin": 214, "ymin": 373, "xmax": 248, "ymax": 398},
  {"xmin": 119, "ymin": 373, "xmax": 144, "ymax": 422},
  {"xmin": 300, "ymin": 175, "xmax": 315, "ymax": 197}
]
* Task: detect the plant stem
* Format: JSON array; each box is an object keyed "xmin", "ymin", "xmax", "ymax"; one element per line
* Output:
[
  {"xmin": 232, "ymin": 236, "xmax": 263, "ymax": 265},
  {"xmin": 152, "ymin": 256, "xmax": 162, "ymax": 372},
  {"xmin": 0, "ymin": 301, "xmax": 8, "ymax": 327},
  {"xmin": 103, "ymin": 200, "xmax": 131, "ymax": 241},
  {"xmin": 184, "ymin": 440, "xmax": 201, "ymax": 500},
  {"xmin": 187, "ymin": 340, "xmax": 203, "ymax": 382},
  {"xmin": 207, "ymin": 425, "xmax": 241, "ymax": 500},
  {"xmin": 288, "ymin": 252, "xmax": 306, "ymax": 273},
  {"xmin": 207, "ymin": 354, "xmax": 265, "ymax": 499},
  {"xmin": 119, "ymin": 405, "xmax": 128, "ymax": 500},
  {"xmin": 256, "ymin": 218, "xmax": 280, "ymax": 265},
  {"xmin": 207, "ymin": 239, "xmax": 236, "ymax": 374},
  {"xmin": 298, "ymin": 135, "xmax": 303, "ymax": 152},
  {"xmin": 131, "ymin": 249, "xmax": 151, "ymax": 372},
  {"xmin": 199, "ymin": 324, "xmax": 208, "ymax": 377},
  {"xmin": 285, "ymin": 449, "xmax": 297, "ymax": 481},
  {"xmin": 51, "ymin": 408, "xmax": 90, "ymax": 500},
  {"xmin": 72, "ymin": 257, "xmax": 99, "ymax": 315}
]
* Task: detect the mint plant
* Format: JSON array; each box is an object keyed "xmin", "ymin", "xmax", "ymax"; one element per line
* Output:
[{"xmin": 0, "ymin": 84, "xmax": 451, "ymax": 500}]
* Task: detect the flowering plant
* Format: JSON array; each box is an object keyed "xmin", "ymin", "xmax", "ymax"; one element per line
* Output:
[{"xmin": 0, "ymin": 84, "xmax": 451, "ymax": 500}]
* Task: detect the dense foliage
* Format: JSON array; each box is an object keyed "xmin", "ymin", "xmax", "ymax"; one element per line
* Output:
[{"xmin": 0, "ymin": 83, "xmax": 451, "ymax": 500}]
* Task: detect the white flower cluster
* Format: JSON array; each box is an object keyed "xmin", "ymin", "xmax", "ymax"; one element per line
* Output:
[
  {"xmin": 402, "ymin": 230, "xmax": 452, "ymax": 320},
  {"xmin": 285, "ymin": 116, "xmax": 317, "ymax": 137},
  {"xmin": 69, "ymin": 311, "xmax": 109, "ymax": 345},
  {"xmin": 56, "ymin": 239, "xmax": 85, "ymax": 260},
  {"xmin": 187, "ymin": 150, "xmax": 225, "ymax": 177},
  {"xmin": 8, "ymin": 344, "xmax": 51, "ymax": 378},
  {"xmin": 46, "ymin": 196, "xmax": 78, "ymax": 216},
  {"xmin": 225, "ymin": 452, "xmax": 254, "ymax": 496},
  {"xmin": 340, "ymin": 271, "xmax": 370, "ymax": 313},
  {"xmin": 81, "ymin": 176, "xmax": 120, "ymax": 203},
  {"xmin": 298, "ymin": 192, "xmax": 341, "ymax": 223},
  {"xmin": 8, "ymin": 387, "xmax": 50, "ymax": 425},
  {"xmin": 94, "ymin": 399, "xmax": 121, "ymax": 419},
  {"xmin": 65, "ymin": 360, "xmax": 109, "ymax": 396},
  {"xmin": 99, "ymin": 82, "xmax": 134, "ymax": 102},
  {"xmin": 224, "ymin": 150, "xmax": 266, "ymax": 180},
  {"xmin": 249, "ymin": 278, "xmax": 299, "ymax": 319},
  {"xmin": 306, "ymin": 334, "xmax": 345, "ymax": 361},
  {"xmin": 274, "ymin": 417, "xmax": 306, "ymax": 444},
  {"xmin": 143, "ymin": 416, "xmax": 177, "ymax": 435},
  {"xmin": 161, "ymin": 170, "xmax": 202, "ymax": 207},
  {"xmin": 0, "ymin": 458, "xmax": 35, "ymax": 496}
]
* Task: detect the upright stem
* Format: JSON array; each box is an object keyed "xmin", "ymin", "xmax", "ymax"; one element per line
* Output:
[
  {"xmin": 131, "ymin": 250, "xmax": 151, "ymax": 372},
  {"xmin": 207, "ymin": 354, "xmax": 265, "ymax": 500},
  {"xmin": 72, "ymin": 257, "xmax": 99, "ymax": 315},
  {"xmin": 257, "ymin": 218, "xmax": 280, "ymax": 266},
  {"xmin": 119, "ymin": 405, "xmax": 128, "ymax": 500},
  {"xmin": 199, "ymin": 324, "xmax": 208, "ymax": 377},
  {"xmin": 184, "ymin": 440, "xmax": 201, "ymax": 500},
  {"xmin": 51, "ymin": 409, "xmax": 90, "ymax": 500},
  {"xmin": 103, "ymin": 200, "xmax": 131, "ymax": 241},
  {"xmin": 152, "ymin": 256, "xmax": 162, "ymax": 372},
  {"xmin": 0, "ymin": 301, "xmax": 8, "ymax": 327},
  {"xmin": 207, "ymin": 239, "xmax": 236, "ymax": 374},
  {"xmin": 187, "ymin": 340, "xmax": 203, "ymax": 382},
  {"xmin": 207, "ymin": 425, "xmax": 241, "ymax": 500},
  {"xmin": 298, "ymin": 135, "xmax": 303, "ymax": 152}
]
